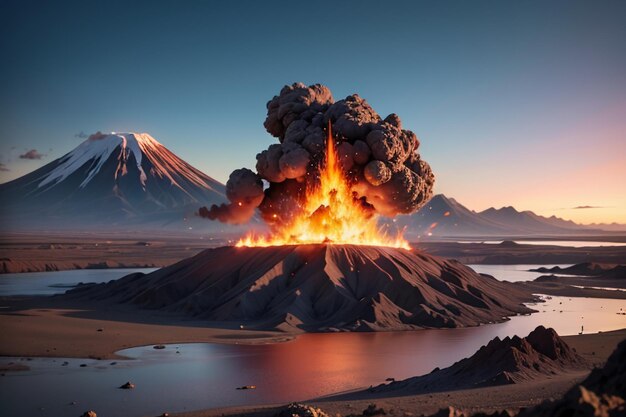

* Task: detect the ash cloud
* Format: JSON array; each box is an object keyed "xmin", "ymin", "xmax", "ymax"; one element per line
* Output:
[
  {"xmin": 198, "ymin": 168, "xmax": 264, "ymax": 224},
  {"xmin": 75, "ymin": 131, "xmax": 89, "ymax": 139},
  {"xmin": 0, "ymin": 163, "xmax": 9, "ymax": 172},
  {"xmin": 19, "ymin": 149, "xmax": 44, "ymax": 160},
  {"xmin": 199, "ymin": 82, "xmax": 435, "ymax": 226}
]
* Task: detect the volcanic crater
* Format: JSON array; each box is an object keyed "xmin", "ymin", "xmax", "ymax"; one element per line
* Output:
[{"xmin": 69, "ymin": 244, "xmax": 536, "ymax": 331}]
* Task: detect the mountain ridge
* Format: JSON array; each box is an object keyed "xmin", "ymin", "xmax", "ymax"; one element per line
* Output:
[{"xmin": 398, "ymin": 194, "xmax": 610, "ymax": 237}]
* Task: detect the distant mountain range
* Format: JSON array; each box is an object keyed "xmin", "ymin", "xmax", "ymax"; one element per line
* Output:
[
  {"xmin": 0, "ymin": 133, "xmax": 622, "ymax": 236},
  {"xmin": 0, "ymin": 132, "xmax": 231, "ymax": 233},
  {"xmin": 396, "ymin": 194, "xmax": 621, "ymax": 237}
]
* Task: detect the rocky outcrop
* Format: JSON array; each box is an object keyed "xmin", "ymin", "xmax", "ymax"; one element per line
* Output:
[
  {"xmin": 418, "ymin": 335, "xmax": 625, "ymax": 417},
  {"xmin": 530, "ymin": 263, "xmax": 626, "ymax": 279},
  {"xmin": 368, "ymin": 326, "xmax": 586, "ymax": 395},
  {"xmin": 517, "ymin": 338, "xmax": 626, "ymax": 417},
  {"xmin": 119, "ymin": 381, "xmax": 135, "ymax": 389},
  {"xmin": 66, "ymin": 244, "xmax": 535, "ymax": 332},
  {"xmin": 275, "ymin": 403, "xmax": 330, "ymax": 417}
]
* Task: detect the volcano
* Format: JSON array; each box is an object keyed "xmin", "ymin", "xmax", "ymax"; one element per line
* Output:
[
  {"xmin": 0, "ymin": 132, "xmax": 227, "ymax": 231},
  {"xmin": 69, "ymin": 244, "xmax": 535, "ymax": 331}
]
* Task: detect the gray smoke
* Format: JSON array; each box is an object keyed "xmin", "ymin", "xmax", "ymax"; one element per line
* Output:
[{"xmin": 199, "ymin": 82, "xmax": 434, "ymax": 226}]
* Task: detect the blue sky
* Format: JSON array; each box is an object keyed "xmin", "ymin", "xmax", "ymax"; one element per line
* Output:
[{"xmin": 1, "ymin": 0, "xmax": 625, "ymax": 222}]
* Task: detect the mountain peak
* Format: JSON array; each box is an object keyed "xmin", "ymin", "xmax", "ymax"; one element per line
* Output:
[
  {"xmin": 39, "ymin": 132, "xmax": 160, "ymax": 189},
  {"xmin": 0, "ymin": 131, "xmax": 226, "ymax": 231},
  {"xmin": 88, "ymin": 131, "xmax": 159, "ymax": 145}
]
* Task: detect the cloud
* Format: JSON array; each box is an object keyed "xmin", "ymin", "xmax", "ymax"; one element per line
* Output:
[
  {"xmin": 19, "ymin": 149, "xmax": 45, "ymax": 160},
  {"xmin": 75, "ymin": 131, "xmax": 89, "ymax": 139},
  {"xmin": 573, "ymin": 205, "xmax": 606, "ymax": 209},
  {"xmin": 0, "ymin": 163, "xmax": 9, "ymax": 172}
]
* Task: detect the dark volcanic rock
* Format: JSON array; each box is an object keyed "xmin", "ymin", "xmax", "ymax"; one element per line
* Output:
[
  {"xmin": 530, "ymin": 262, "xmax": 626, "ymax": 279},
  {"xmin": 367, "ymin": 326, "xmax": 586, "ymax": 395},
  {"xmin": 427, "ymin": 408, "xmax": 513, "ymax": 417},
  {"xmin": 517, "ymin": 338, "xmax": 626, "ymax": 417},
  {"xmin": 67, "ymin": 245, "xmax": 535, "ymax": 331},
  {"xmin": 275, "ymin": 403, "xmax": 330, "ymax": 417}
]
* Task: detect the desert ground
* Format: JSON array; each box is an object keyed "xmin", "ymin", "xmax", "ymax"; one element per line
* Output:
[
  {"xmin": 0, "ymin": 231, "xmax": 228, "ymax": 273},
  {"xmin": 2, "ymin": 232, "xmax": 626, "ymax": 274},
  {"xmin": 1, "ymin": 235, "xmax": 625, "ymax": 417},
  {"xmin": 0, "ymin": 296, "xmax": 295, "ymax": 360},
  {"xmin": 418, "ymin": 237, "xmax": 626, "ymax": 264},
  {"xmin": 1, "ymin": 292, "xmax": 624, "ymax": 417}
]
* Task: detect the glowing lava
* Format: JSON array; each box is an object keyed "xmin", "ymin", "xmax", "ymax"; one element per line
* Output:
[{"xmin": 237, "ymin": 123, "xmax": 410, "ymax": 249}]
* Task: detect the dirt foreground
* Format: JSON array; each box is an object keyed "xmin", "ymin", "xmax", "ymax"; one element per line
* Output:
[
  {"xmin": 0, "ymin": 293, "xmax": 624, "ymax": 417},
  {"xmin": 0, "ymin": 297, "xmax": 296, "ymax": 360}
]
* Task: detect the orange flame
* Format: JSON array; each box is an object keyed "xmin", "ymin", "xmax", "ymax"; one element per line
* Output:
[{"xmin": 237, "ymin": 122, "xmax": 410, "ymax": 249}]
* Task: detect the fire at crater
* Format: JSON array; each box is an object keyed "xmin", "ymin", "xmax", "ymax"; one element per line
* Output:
[{"xmin": 199, "ymin": 83, "xmax": 435, "ymax": 248}]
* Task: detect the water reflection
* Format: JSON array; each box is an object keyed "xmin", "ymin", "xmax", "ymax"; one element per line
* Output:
[
  {"xmin": 0, "ymin": 268, "xmax": 158, "ymax": 296},
  {"xmin": 467, "ymin": 264, "xmax": 571, "ymax": 282},
  {"xmin": 458, "ymin": 240, "xmax": 626, "ymax": 248},
  {"xmin": 1, "ymin": 295, "xmax": 624, "ymax": 417}
]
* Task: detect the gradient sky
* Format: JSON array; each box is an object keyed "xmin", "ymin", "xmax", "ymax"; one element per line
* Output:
[{"xmin": 1, "ymin": 0, "xmax": 625, "ymax": 224}]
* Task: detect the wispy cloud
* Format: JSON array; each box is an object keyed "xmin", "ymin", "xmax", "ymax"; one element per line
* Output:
[
  {"xmin": 0, "ymin": 163, "xmax": 9, "ymax": 172},
  {"xmin": 19, "ymin": 149, "xmax": 45, "ymax": 160},
  {"xmin": 573, "ymin": 205, "xmax": 606, "ymax": 209}
]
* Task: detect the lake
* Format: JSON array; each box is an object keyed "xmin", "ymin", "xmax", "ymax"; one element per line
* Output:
[
  {"xmin": 0, "ymin": 267, "xmax": 625, "ymax": 417},
  {"xmin": 458, "ymin": 240, "xmax": 626, "ymax": 248},
  {"xmin": 0, "ymin": 268, "xmax": 158, "ymax": 296},
  {"xmin": 467, "ymin": 264, "xmax": 572, "ymax": 282},
  {"xmin": 0, "ymin": 264, "xmax": 563, "ymax": 297}
]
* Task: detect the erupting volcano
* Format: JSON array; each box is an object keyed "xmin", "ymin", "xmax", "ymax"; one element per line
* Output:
[
  {"xmin": 68, "ymin": 84, "xmax": 537, "ymax": 332},
  {"xmin": 199, "ymin": 82, "xmax": 435, "ymax": 247},
  {"xmin": 237, "ymin": 122, "xmax": 409, "ymax": 248}
]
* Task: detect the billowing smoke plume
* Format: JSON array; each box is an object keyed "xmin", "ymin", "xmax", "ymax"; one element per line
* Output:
[{"xmin": 199, "ymin": 83, "xmax": 434, "ymax": 226}]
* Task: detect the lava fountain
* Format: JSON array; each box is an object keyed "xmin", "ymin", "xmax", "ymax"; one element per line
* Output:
[{"xmin": 237, "ymin": 123, "xmax": 409, "ymax": 249}]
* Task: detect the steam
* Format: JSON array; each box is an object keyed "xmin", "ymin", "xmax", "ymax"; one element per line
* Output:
[{"xmin": 199, "ymin": 82, "xmax": 434, "ymax": 226}]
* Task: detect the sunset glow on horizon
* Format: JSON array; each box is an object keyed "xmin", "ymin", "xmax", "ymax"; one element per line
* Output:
[{"xmin": 1, "ymin": 1, "xmax": 624, "ymax": 225}]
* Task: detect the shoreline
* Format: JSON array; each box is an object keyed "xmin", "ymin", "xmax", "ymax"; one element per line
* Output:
[
  {"xmin": 1, "ymin": 289, "xmax": 625, "ymax": 360},
  {"xmin": 0, "ymin": 296, "xmax": 299, "ymax": 360},
  {"xmin": 2, "ymin": 320, "xmax": 622, "ymax": 417},
  {"xmin": 170, "ymin": 328, "xmax": 626, "ymax": 417},
  {"xmin": 3, "ymin": 233, "xmax": 626, "ymax": 274},
  {"xmin": 1, "ymin": 290, "xmax": 624, "ymax": 417}
]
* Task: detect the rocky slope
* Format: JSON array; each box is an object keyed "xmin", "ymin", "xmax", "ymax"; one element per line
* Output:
[
  {"xmin": 366, "ymin": 326, "xmax": 586, "ymax": 395},
  {"xmin": 66, "ymin": 244, "xmax": 535, "ymax": 331},
  {"xmin": 517, "ymin": 338, "xmax": 626, "ymax": 417},
  {"xmin": 418, "ymin": 336, "xmax": 625, "ymax": 417}
]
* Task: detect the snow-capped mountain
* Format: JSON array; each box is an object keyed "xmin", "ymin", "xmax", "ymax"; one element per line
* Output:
[{"xmin": 0, "ymin": 132, "xmax": 228, "ymax": 232}]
